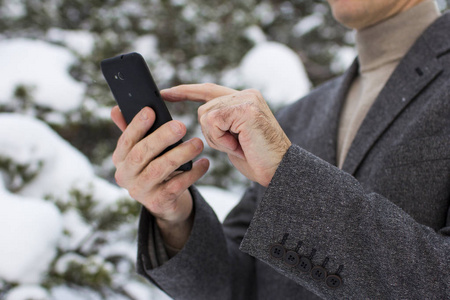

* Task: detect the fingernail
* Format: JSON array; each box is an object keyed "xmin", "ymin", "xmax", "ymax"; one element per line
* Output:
[
  {"xmin": 192, "ymin": 139, "xmax": 202, "ymax": 150},
  {"xmin": 170, "ymin": 122, "xmax": 183, "ymax": 135},
  {"xmin": 140, "ymin": 110, "xmax": 148, "ymax": 120}
]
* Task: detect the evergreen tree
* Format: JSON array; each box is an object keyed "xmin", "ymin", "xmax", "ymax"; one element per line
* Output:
[{"xmin": 0, "ymin": 0, "xmax": 448, "ymax": 298}]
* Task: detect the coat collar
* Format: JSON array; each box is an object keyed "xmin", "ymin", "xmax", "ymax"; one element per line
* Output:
[{"xmin": 341, "ymin": 12, "xmax": 450, "ymax": 175}]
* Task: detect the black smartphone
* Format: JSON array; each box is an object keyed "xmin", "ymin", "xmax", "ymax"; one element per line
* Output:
[{"xmin": 101, "ymin": 52, "xmax": 192, "ymax": 172}]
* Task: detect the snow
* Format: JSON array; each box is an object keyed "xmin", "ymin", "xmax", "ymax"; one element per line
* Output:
[
  {"xmin": 239, "ymin": 41, "xmax": 311, "ymax": 107},
  {"xmin": 54, "ymin": 252, "xmax": 86, "ymax": 274},
  {"xmin": 5, "ymin": 285, "xmax": 49, "ymax": 300},
  {"xmin": 1, "ymin": 0, "xmax": 26, "ymax": 19},
  {"xmin": 50, "ymin": 286, "xmax": 104, "ymax": 300},
  {"xmin": 46, "ymin": 28, "xmax": 95, "ymax": 56},
  {"xmin": 0, "ymin": 39, "xmax": 85, "ymax": 112},
  {"xmin": 133, "ymin": 35, "xmax": 159, "ymax": 62},
  {"xmin": 58, "ymin": 209, "xmax": 93, "ymax": 250},
  {"xmin": 0, "ymin": 113, "xmax": 92, "ymax": 199},
  {"xmin": 331, "ymin": 46, "xmax": 357, "ymax": 73},
  {"xmin": 133, "ymin": 35, "xmax": 176, "ymax": 85},
  {"xmin": 292, "ymin": 13, "xmax": 324, "ymax": 36},
  {"xmin": 244, "ymin": 26, "xmax": 267, "ymax": 44},
  {"xmin": 197, "ymin": 185, "xmax": 241, "ymax": 222},
  {"xmin": 0, "ymin": 113, "xmax": 128, "ymax": 286},
  {"xmin": 0, "ymin": 113, "xmax": 128, "ymax": 203},
  {"xmin": 254, "ymin": 2, "xmax": 276, "ymax": 26},
  {"xmin": 0, "ymin": 191, "xmax": 62, "ymax": 284}
]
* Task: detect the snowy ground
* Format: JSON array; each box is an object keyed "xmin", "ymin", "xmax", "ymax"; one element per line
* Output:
[{"xmin": 0, "ymin": 37, "xmax": 316, "ymax": 299}]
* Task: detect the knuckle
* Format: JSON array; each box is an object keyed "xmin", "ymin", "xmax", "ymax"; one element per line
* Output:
[
  {"xmin": 128, "ymin": 185, "xmax": 140, "ymax": 200},
  {"xmin": 198, "ymin": 105, "xmax": 206, "ymax": 118},
  {"xmin": 204, "ymin": 111, "xmax": 216, "ymax": 125},
  {"xmin": 112, "ymin": 150, "xmax": 119, "ymax": 166},
  {"xmin": 159, "ymin": 185, "xmax": 178, "ymax": 202},
  {"xmin": 203, "ymin": 82, "xmax": 217, "ymax": 90},
  {"xmin": 199, "ymin": 112, "xmax": 208, "ymax": 126},
  {"xmin": 129, "ymin": 147, "xmax": 145, "ymax": 164},
  {"xmin": 118, "ymin": 134, "xmax": 131, "ymax": 149},
  {"xmin": 142, "ymin": 163, "xmax": 163, "ymax": 183},
  {"xmin": 239, "ymin": 100, "xmax": 257, "ymax": 115},
  {"xmin": 164, "ymin": 156, "xmax": 179, "ymax": 169},
  {"xmin": 247, "ymin": 88, "xmax": 262, "ymax": 97},
  {"xmin": 167, "ymin": 179, "xmax": 184, "ymax": 194},
  {"xmin": 114, "ymin": 169, "xmax": 124, "ymax": 187},
  {"xmin": 243, "ymin": 89, "xmax": 263, "ymax": 103},
  {"xmin": 248, "ymin": 102, "xmax": 260, "ymax": 114}
]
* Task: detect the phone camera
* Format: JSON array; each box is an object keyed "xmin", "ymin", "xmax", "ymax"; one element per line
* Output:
[{"xmin": 117, "ymin": 72, "xmax": 125, "ymax": 80}]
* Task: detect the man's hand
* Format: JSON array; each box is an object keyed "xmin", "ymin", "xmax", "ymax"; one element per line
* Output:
[
  {"xmin": 162, "ymin": 83, "xmax": 291, "ymax": 187},
  {"xmin": 111, "ymin": 106, "xmax": 209, "ymax": 250}
]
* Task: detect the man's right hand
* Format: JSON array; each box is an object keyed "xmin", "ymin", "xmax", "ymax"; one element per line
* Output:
[{"xmin": 111, "ymin": 106, "xmax": 209, "ymax": 250}]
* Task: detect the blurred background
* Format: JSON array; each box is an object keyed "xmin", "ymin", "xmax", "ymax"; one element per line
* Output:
[{"xmin": 0, "ymin": 0, "xmax": 448, "ymax": 299}]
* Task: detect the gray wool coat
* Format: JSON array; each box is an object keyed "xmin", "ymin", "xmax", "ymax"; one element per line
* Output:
[{"xmin": 136, "ymin": 12, "xmax": 450, "ymax": 300}]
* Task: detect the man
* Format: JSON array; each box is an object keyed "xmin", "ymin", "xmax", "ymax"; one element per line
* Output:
[{"xmin": 111, "ymin": 0, "xmax": 450, "ymax": 298}]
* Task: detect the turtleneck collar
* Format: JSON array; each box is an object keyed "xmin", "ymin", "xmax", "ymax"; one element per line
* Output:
[{"xmin": 356, "ymin": 0, "xmax": 440, "ymax": 73}]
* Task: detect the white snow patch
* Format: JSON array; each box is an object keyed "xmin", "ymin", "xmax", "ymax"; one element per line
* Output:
[
  {"xmin": 0, "ymin": 192, "xmax": 62, "ymax": 283},
  {"xmin": 0, "ymin": 39, "xmax": 85, "ymax": 112},
  {"xmin": 240, "ymin": 42, "xmax": 311, "ymax": 107},
  {"xmin": 5, "ymin": 285, "xmax": 49, "ymax": 300},
  {"xmin": 254, "ymin": 2, "xmax": 276, "ymax": 26},
  {"xmin": 244, "ymin": 26, "xmax": 267, "ymax": 44},
  {"xmin": 292, "ymin": 14, "xmax": 324, "ymax": 36},
  {"xmin": 0, "ymin": 113, "xmax": 93, "ymax": 200},
  {"xmin": 50, "ymin": 286, "xmax": 102, "ymax": 300},
  {"xmin": 54, "ymin": 252, "xmax": 86, "ymax": 274},
  {"xmin": 2, "ymin": 0, "xmax": 26, "ymax": 19},
  {"xmin": 331, "ymin": 46, "xmax": 357, "ymax": 73},
  {"xmin": 58, "ymin": 209, "xmax": 92, "ymax": 250},
  {"xmin": 133, "ymin": 35, "xmax": 159, "ymax": 62},
  {"xmin": 0, "ymin": 113, "xmax": 129, "ymax": 203},
  {"xmin": 197, "ymin": 185, "xmax": 241, "ymax": 222},
  {"xmin": 47, "ymin": 28, "xmax": 95, "ymax": 56}
]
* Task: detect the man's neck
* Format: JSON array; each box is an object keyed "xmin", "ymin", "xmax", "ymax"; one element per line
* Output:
[{"xmin": 356, "ymin": 0, "xmax": 440, "ymax": 73}]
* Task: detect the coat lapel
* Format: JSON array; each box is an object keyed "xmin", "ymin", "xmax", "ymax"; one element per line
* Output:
[
  {"xmin": 313, "ymin": 60, "xmax": 359, "ymax": 166},
  {"xmin": 341, "ymin": 14, "xmax": 450, "ymax": 175}
]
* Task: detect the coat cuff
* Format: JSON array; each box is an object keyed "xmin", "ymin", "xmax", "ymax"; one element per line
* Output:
[
  {"xmin": 239, "ymin": 144, "xmax": 362, "ymax": 298},
  {"xmin": 136, "ymin": 186, "xmax": 230, "ymax": 299}
]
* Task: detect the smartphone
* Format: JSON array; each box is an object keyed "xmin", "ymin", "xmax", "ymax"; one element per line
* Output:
[{"xmin": 101, "ymin": 52, "xmax": 192, "ymax": 172}]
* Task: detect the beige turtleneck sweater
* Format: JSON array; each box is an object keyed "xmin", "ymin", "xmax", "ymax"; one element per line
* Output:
[{"xmin": 337, "ymin": 0, "xmax": 440, "ymax": 169}]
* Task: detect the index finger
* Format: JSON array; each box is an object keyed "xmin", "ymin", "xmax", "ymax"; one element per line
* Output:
[
  {"xmin": 160, "ymin": 83, "xmax": 237, "ymax": 103},
  {"xmin": 111, "ymin": 105, "xmax": 127, "ymax": 132}
]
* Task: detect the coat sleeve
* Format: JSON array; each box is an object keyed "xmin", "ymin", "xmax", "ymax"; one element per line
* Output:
[
  {"xmin": 240, "ymin": 144, "xmax": 450, "ymax": 299},
  {"xmin": 136, "ymin": 185, "xmax": 259, "ymax": 300}
]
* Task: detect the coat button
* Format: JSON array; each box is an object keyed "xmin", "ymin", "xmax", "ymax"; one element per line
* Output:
[
  {"xmin": 326, "ymin": 274, "xmax": 342, "ymax": 289},
  {"xmin": 297, "ymin": 257, "xmax": 313, "ymax": 273},
  {"xmin": 311, "ymin": 266, "xmax": 327, "ymax": 281},
  {"xmin": 284, "ymin": 251, "xmax": 299, "ymax": 266},
  {"xmin": 269, "ymin": 244, "xmax": 285, "ymax": 259}
]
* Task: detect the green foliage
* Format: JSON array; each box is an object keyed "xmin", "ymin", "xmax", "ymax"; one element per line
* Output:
[
  {"xmin": 42, "ymin": 186, "xmax": 142, "ymax": 298},
  {"xmin": 0, "ymin": 156, "xmax": 43, "ymax": 193},
  {"xmin": 0, "ymin": 280, "xmax": 18, "ymax": 299},
  {"xmin": 46, "ymin": 259, "xmax": 113, "ymax": 290}
]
